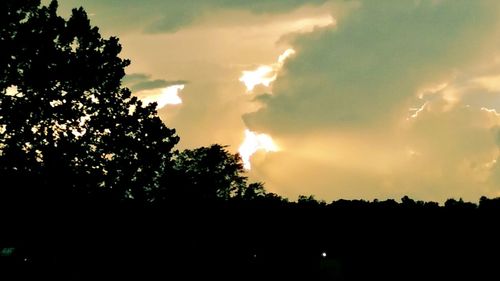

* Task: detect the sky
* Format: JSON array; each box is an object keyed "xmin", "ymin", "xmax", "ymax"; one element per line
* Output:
[{"xmin": 53, "ymin": 0, "xmax": 500, "ymax": 202}]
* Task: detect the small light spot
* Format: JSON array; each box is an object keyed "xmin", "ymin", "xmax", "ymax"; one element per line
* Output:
[{"xmin": 321, "ymin": 252, "xmax": 327, "ymax": 258}]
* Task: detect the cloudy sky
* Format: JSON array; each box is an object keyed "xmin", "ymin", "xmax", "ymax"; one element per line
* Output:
[{"xmin": 55, "ymin": 0, "xmax": 500, "ymax": 202}]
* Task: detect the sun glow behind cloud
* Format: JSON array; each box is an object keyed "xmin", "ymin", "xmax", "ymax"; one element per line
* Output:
[
  {"xmin": 239, "ymin": 48, "xmax": 295, "ymax": 92},
  {"xmin": 139, "ymin": 84, "xmax": 185, "ymax": 109},
  {"xmin": 237, "ymin": 49, "xmax": 294, "ymax": 169},
  {"xmin": 239, "ymin": 66, "xmax": 276, "ymax": 92},
  {"xmin": 239, "ymin": 129, "xmax": 279, "ymax": 170}
]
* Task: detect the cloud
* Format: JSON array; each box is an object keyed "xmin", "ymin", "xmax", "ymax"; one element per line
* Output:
[
  {"xmin": 130, "ymin": 79, "xmax": 187, "ymax": 92},
  {"xmin": 245, "ymin": 0, "xmax": 500, "ymax": 135},
  {"xmin": 139, "ymin": 84, "xmax": 185, "ymax": 109},
  {"xmin": 239, "ymin": 129, "xmax": 279, "ymax": 170},
  {"xmin": 56, "ymin": 0, "xmax": 329, "ymax": 33},
  {"xmin": 107, "ymin": 6, "xmax": 340, "ymax": 153},
  {"xmin": 242, "ymin": 0, "xmax": 500, "ymax": 202},
  {"xmin": 239, "ymin": 49, "xmax": 295, "ymax": 92},
  {"xmin": 250, "ymin": 100, "xmax": 500, "ymax": 202},
  {"xmin": 122, "ymin": 73, "xmax": 187, "ymax": 109},
  {"xmin": 121, "ymin": 73, "xmax": 150, "ymax": 84},
  {"xmin": 123, "ymin": 73, "xmax": 187, "ymax": 92}
]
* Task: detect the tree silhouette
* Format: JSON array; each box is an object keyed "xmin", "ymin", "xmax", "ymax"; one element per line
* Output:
[
  {"xmin": 297, "ymin": 194, "xmax": 326, "ymax": 207},
  {"xmin": 167, "ymin": 144, "xmax": 247, "ymax": 202},
  {"xmin": 241, "ymin": 182, "xmax": 266, "ymax": 200},
  {"xmin": 0, "ymin": 0, "xmax": 179, "ymax": 207}
]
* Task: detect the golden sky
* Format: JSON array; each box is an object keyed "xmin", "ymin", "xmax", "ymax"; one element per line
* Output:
[{"xmin": 55, "ymin": 0, "xmax": 500, "ymax": 202}]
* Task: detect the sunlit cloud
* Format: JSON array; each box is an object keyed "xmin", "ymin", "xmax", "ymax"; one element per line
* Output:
[
  {"xmin": 238, "ymin": 49, "xmax": 292, "ymax": 169},
  {"xmin": 239, "ymin": 48, "xmax": 295, "ymax": 92},
  {"xmin": 472, "ymin": 75, "xmax": 500, "ymax": 91},
  {"xmin": 239, "ymin": 129, "xmax": 278, "ymax": 170},
  {"xmin": 277, "ymin": 48, "xmax": 296, "ymax": 64},
  {"xmin": 480, "ymin": 106, "xmax": 500, "ymax": 116},
  {"xmin": 239, "ymin": 66, "xmax": 276, "ymax": 92},
  {"xmin": 280, "ymin": 15, "xmax": 335, "ymax": 34},
  {"xmin": 138, "ymin": 84, "xmax": 185, "ymax": 109},
  {"xmin": 417, "ymin": 82, "xmax": 449, "ymax": 99},
  {"xmin": 484, "ymin": 158, "xmax": 497, "ymax": 169},
  {"xmin": 407, "ymin": 102, "xmax": 428, "ymax": 120}
]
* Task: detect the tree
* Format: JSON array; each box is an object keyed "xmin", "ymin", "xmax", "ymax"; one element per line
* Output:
[
  {"xmin": 444, "ymin": 198, "xmax": 477, "ymax": 210},
  {"xmin": 241, "ymin": 182, "xmax": 266, "ymax": 200},
  {"xmin": 0, "ymin": 0, "xmax": 179, "ymax": 206},
  {"xmin": 168, "ymin": 144, "xmax": 247, "ymax": 202},
  {"xmin": 297, "ymin": 194, "xmax": 325, "ymax": 207}
]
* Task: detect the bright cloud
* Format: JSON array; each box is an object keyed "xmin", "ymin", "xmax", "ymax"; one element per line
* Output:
[
  {"xmin": 481, "ymin": 107, "xmax": 500, "ymax": 116},
  {"xmin": 407, "ymin": 102, "xmax": 428, "ymax": 120},
  {"xmin": 238, "ymin": 49, "xmax": 294, "ymax": 170},
  {"xmin": 239, "ymin": 48, "xmax": 295, "ymax": 92},
  {"xmin": 239, "ymin": 66, "xmax": 276, "ymax": 92},
  {"xmin": 277, "ymin": 49, "xmax": 296, "ymax": 64},
  {"xmin": 239, "ymin": 129, "xmax": 279, "ymax": 170},
  {"xmin": 138, "ymin": 84, "xmax": 185, "ymax": 109},
  {"xmin": 472, "ymin": 75, "xmax": 500, "ymax": 92}
]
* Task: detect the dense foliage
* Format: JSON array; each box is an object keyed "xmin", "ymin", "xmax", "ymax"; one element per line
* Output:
[{"xmin": 0, "ymin": 0, "xmax": 180, "ymax": 206}]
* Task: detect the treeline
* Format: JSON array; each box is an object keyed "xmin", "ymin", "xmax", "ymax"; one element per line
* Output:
[
  {"xmin": 3, "ymin": 191, "xmax": 500, "ymax": 280},
  {"xmin": 293, "ymin": 194, "xmax": 498, "ymax": 210}
]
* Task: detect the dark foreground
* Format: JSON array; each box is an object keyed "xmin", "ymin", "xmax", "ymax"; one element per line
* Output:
[{"xmin": 1, "ymin": 200, "xmax": 500, "ymax": 280}]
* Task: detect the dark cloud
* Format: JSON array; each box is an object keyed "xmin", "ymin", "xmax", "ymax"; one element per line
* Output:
[
  {"xmin": 238, "ymin": 0, "xmax": 500, "ymax": 201},
  {"xmin": 122, "ymin": 73, "xmax": 150, "ymax": 84},
  {"xmin": 56, "ymin": 0, "xmax": 329, "ymax": 33},
  {"xmin": 244, "ymin": 0, "xmax": 500, "ymax": 135},
  {"xmin": 130, "ymin": 79, "xmax": 188, "ymax": 92},
  {"xmin": 123, "ymin": 73, "xmax": 187, "ymax": 92}
]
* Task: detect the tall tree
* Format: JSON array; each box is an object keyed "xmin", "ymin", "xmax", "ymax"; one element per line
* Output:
[{"xmin": 0, "ymin": 0, "xmax": 179, "ymax": 206}]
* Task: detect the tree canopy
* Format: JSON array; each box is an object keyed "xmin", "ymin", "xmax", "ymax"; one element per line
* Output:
[
  {"xmin": 167, "ymin": 144, "xmax": 248, "ymax": 202},
  {"xmin": 0, "ymin": 0, "xmax": 179, "ymax": 206}
]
